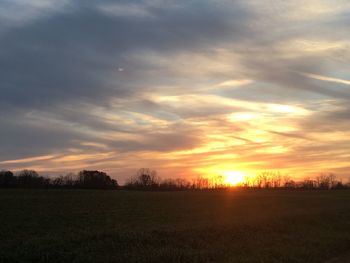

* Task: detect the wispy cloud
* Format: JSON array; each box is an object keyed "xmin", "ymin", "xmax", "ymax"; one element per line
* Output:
[
  {"xmin": 303, "ymin": 73, "xmax": 350, "ymax": 86},
  {"xmin": 0, "ymin": 0, "xmax": 350, "ymax": 181}
]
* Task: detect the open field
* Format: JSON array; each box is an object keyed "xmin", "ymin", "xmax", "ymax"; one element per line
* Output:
[{"xmin": 0, "ymin": 190, "xmax": 350, "ymax": 263}]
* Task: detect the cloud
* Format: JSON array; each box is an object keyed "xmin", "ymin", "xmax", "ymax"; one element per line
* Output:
[
  {"xmin": 0, "ymin": 0, "xmax": 253, "ymax": 107},
  {"xmin": 0, "ymin": 0, "xmax": 350, "ymax": 180},
  {"xmin": 302, "ymin": 72, "xmax": 350, "ymax": 86},
  {"xmin": 0, "ymin": 0, "xmax": 71, "ymax": 34}
]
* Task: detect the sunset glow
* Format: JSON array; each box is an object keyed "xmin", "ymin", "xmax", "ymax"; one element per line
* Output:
[
  {"xmin": 0, "ymin": 0, "xmax": 349, "ymax": 183},
  {"xmin": 222, "ymin": 171, "xmax": 246, "ymax": 186}
]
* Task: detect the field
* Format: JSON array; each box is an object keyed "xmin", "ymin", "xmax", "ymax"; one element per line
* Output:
[{"xmin": 0, "ymin": 190, "xmax": 350, "ymax": 263}]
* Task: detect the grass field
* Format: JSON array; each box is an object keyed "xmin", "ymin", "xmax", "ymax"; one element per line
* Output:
[{"xmin": 0, "ymin": 190, "xmax": 350, "ymax": 263}]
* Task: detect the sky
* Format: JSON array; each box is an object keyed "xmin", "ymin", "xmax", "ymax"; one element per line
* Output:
[{"xmin": 1, "ymin": 0, "xmax": 350, "ymax": 182}]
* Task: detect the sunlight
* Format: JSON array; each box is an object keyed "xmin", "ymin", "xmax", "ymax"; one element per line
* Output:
[{"xmin": 222, "ymin": 171, "xmax": 246, "ymax": 186}]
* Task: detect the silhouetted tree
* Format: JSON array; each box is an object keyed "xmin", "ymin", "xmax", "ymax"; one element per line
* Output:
[
  {"xmin": 192, "ymin": 177, "xmax": 210, "ymax": 189},
  {"xmin": 78, "ymin": 170, "xmax": 118, "ymax": 189},
  {"xmin": 256, "ymin": 172, "xmax": 272, "ymax": 188},
  {"xmin": 333, "ymin": 181, "xmax": 345, "ymax": 189},
  {"xmin": 243, "ymin": 175, "xmax": 256, "ymax": 188},
  {"xmin": 159, "ymin": 178, "xmax": 192, "ymax": 190},
  {"xmin": 125, "ymin": 168, "xmax": 160, "ymax": 190},
  {"xmin": 211, "ymin": 175, "xmax": 226, "ymax": 189},
  {"xmin": 16, "ymin": 170, "xmax": 47, "ymax": 188},
  {"xmin": 316, "ymin": 173, "xmax": 336, "ymax": 189},
  {"xmin": 51, "ymin": 173, "xmax": 78, "ymax": 188},
  {"xmin": 137, "ymin": 168, "xmax": 159, "ymax": 188},
  {"xmin": 0, "ymin": 170, "xmax": 16, "ymax": 188},
  {"xmin": 0, "ymin": 166, "xmax": 348, "ymax": 191},
  {"xmin": 271, "ymin": 172, "xmax": 282, "ymax": 188},
  {"xmin": 301, "ymin": 178, "xmax": 317, "ymax": 189},
  {"xmin": 62, "ymin": 173, "xmax": 78, "ymax": 188}
]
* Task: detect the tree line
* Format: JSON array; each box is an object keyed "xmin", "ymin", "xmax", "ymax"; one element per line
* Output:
[
  {"xmin": 0, "ymin": 170, "xmax": 118, "ymax": 189},
  {"xmin": 0, "ymin": 168, "xmax": 349, "ymax": 190},
  {"xmin": 124, "ymin": 169, "xmax": 350, "ymax": 190}
]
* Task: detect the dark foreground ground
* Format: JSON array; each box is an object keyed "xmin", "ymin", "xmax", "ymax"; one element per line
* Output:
[{"xmin": 0, "ymin": 190, "xmax": 349, "ymax": 263}]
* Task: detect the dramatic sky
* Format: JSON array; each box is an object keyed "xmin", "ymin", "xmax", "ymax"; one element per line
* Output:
[{"xmin": 1, "ymin": 0, "xmax": 350, "ymax": 182}]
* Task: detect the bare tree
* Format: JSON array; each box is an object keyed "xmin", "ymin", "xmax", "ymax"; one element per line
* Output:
[
  {"xmin": 125, "ymin": 168, "xmax": 159, "ymax": 190},
  {"xmin": 16, "ymin": 170, "xmax": 46, "ymax": 188},
  {"xmin": 316, "ymin": 173, "xmax": 337, "ymax": 189}
]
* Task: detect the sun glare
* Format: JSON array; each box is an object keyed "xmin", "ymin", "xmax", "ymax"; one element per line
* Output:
[{"xmin": 222, "ymin": 171, "xmax": 246, "ymax": 186}]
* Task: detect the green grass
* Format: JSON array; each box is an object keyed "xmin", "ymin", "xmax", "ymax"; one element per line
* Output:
[{"xmin": 0, "ymin": 190, "xmax": 350, "ymax": 262}]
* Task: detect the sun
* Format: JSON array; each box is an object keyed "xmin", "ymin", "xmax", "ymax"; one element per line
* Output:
[{"xmin": 222, "ymin": 171, "xmax": 246, "ymax": 186}]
